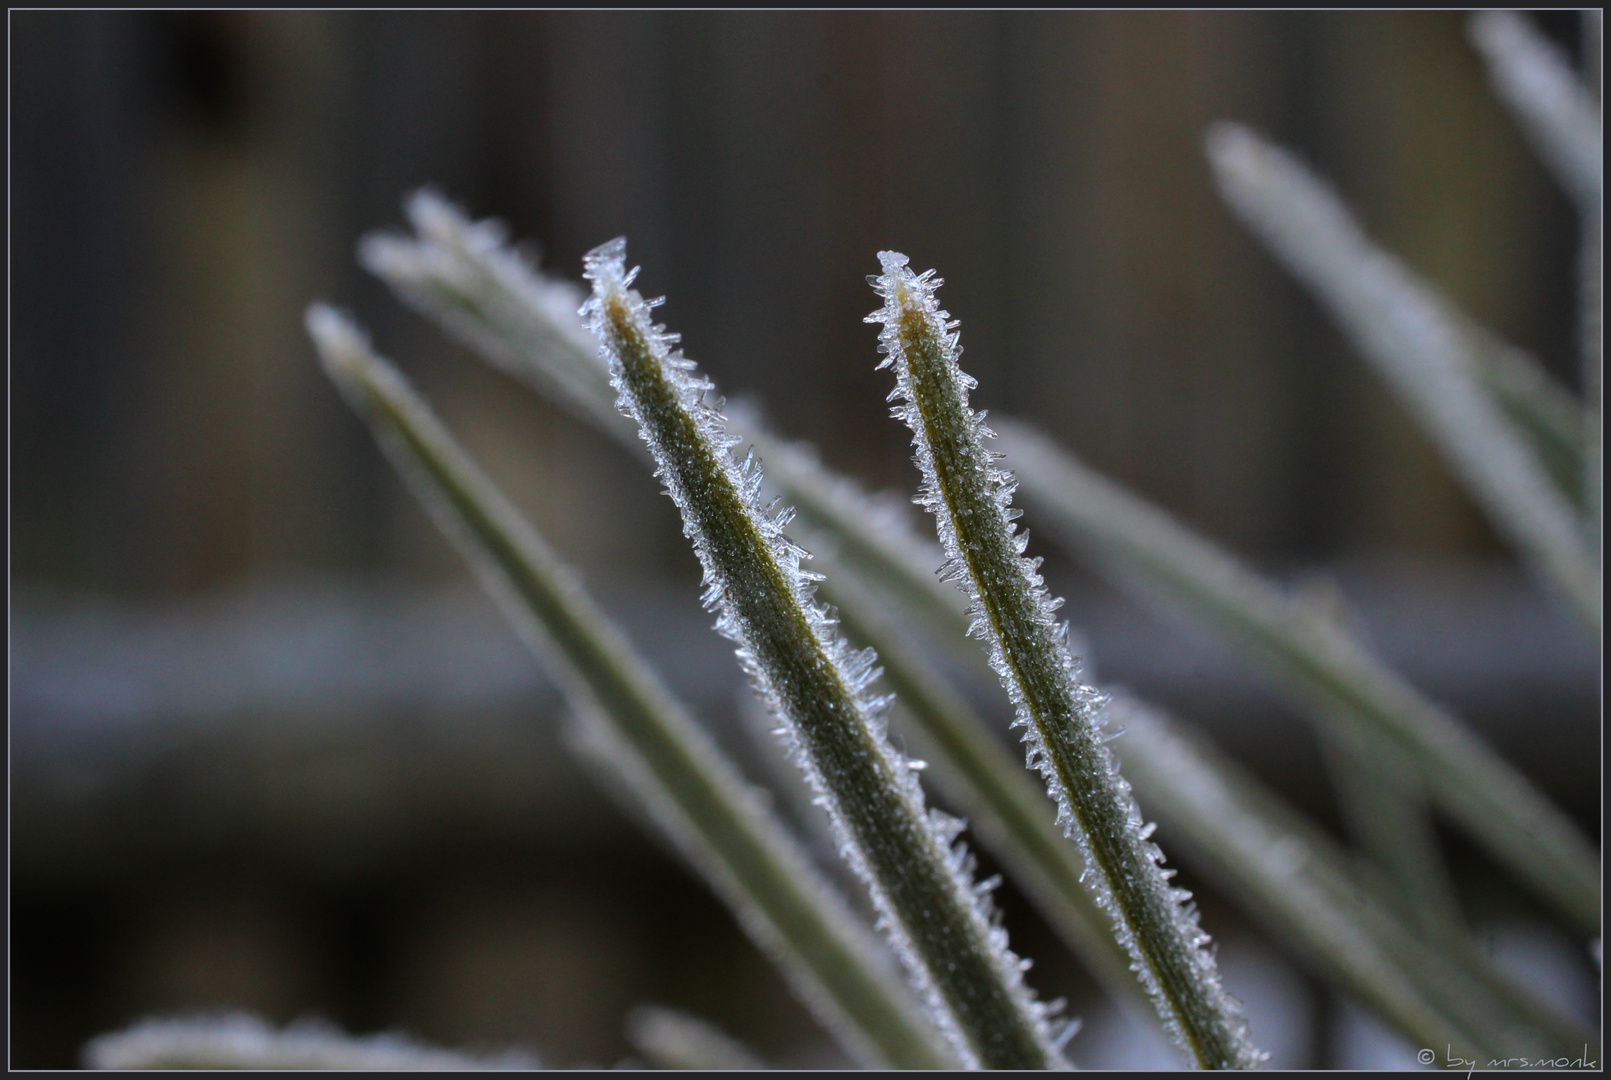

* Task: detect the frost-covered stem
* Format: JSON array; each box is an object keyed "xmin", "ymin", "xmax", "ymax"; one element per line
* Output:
[
  {"xmin": 997, "ymin": 418, "xmax": 1601, "ymax": 933},
  {"xmin": 1467, "ymin": 10, "xmax": 1603, "ymax": 544},
  {"xmin": 1208, "ymin": 122, "xmax": 1600, "ymax": 634},
  {"xmin": 1110, "ymin": 696, "xmax": 1599, "ymax": 1063},
  {"xmin": 81, "ymin": 1014, "xmax": 541, "ymax": 1071},
  {"xmin": 1468, "ymin": 11, "xmax": 1602, "ymax": 214},
  {"xmin": 306, "ymin": 306, "xmax": 954, "ymax": 1071},
  {"xmin": 810, "ymin": 552, "xmax": 1144, "ymax": 1017},
  {"xmin": 1317, "ymin": 720, "xmax": 1463, "ymax": 933},
  {"xmin": 625, "ymin": 1007, "xmax": 766, "ymax": 1071},
  {"xmin": 869, "ymin": 254, "xmax": 1260, "ymax": 1070},
  {"xmin": 583, "ymin": 241, "xmax": 1064, "ymax": 1070}
]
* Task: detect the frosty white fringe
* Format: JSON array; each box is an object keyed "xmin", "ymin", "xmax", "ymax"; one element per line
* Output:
[
  {"xmin": 995, "ymin": 417, "xmax": 1602, "ymax": 933},
  {"xmin": 1468, "ymin": 11, "xmax": 1602, "ymax": 214},
  {"xmin": 82, "ymin": 1013, "xmax": 540, "ymax": 1071},
  {"xmin": 868, "ymin": 251, "xmax": 1262, "ymax": 1070},
  {"xmin": 307, "ymin": 305, "xmax": 953, "ymax": 1071},
  {"xmin": 582, "ymin": 238, "xmax": 1067, "ymax": 1070}
]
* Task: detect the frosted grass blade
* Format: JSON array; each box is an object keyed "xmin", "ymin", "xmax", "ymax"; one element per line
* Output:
[
  {"xmin": 996, "ymin": 417, "xmax": 1600, "ymax": 933},
  {"xmin": 581, "ymin": 242, "xmax": 1066, "ymax": 1070},
  {"xmin": 1207, "ymin": 123, "xmax": 1600, "ymax": 634},
  {"xmin": 870, "ymin": 253, "xmax": 1262, "ymax": 1070},
  {"xmin": 1469, "ymin": 11, "xmax": 1602, "ymax": 213},
  {"xmin": 1469, "ymin": 9, "xmax": 1601, "ymax": 526},
  {"xmin": 81, "ymin": 1013, "xmax": 541, "ymax": 1071},
  {"xmin": 1464, "ymin": 327, "xmax": 1587, "ymax": 506},
  {"xmin": 356, "ymin": 196, "xmax": 1584, "ymax": 1056},
  {"xmin": 306, "ymin": 306, "xmax": 955, "ymax": 1071},
  {"xmin": 625, "ymin": 1006, "xmax": 767, "ymax": 1071},
  {"xmin": 812, "ymin": 487, "xmax": 1587, "ymax": 1059},
  {"xmin": 1292, "ymin": 574, "xmax": 1462, "ymax": 929},
  {"xmin": 1110, "ymin": 694, "xmax": 1600, "ymax": 1063},
  {"xmin": 364, "ymin": 193, "xmax": 980, "ymax": 649},
  {"xmin": 808, "ymin": 550, "xmax": 1145, "ymax": 1017}
]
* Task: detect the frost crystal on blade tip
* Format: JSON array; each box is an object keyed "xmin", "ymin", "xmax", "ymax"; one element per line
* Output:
[
  {"xmin": 583, "ymin": 239, "xmax": 1066, "ymax": 1069},
  {"xmin": 868, "ymin": 253, "xmax": 1262, "ymax": 1069}
]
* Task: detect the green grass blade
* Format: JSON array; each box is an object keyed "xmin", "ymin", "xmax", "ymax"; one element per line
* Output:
[
  {"xmin": 1110, "ymin": 694, "xmax": 1600, "ymax": 1063},
  {"xmin": 1464, "ymin": 326, "xmax": 1586, "ymax": 508},
  {"xmin": 870, "ymin": 253, "xmax": 1262, "ymax": 1070},
  {"xmin": 306, "ymin": 305, "xmax": 956, "ymax": 1071},
  {"xmin": 357, "ymin": 198, "xmax": 1594, "ymax": 1050},
  {"xmin": 995, "ymin": 417, "xmax": 1600, "ymax": 933},
  {"xmin": 1207, "ymin": 123, "xmax": 1600, "ymax": 634},
  {"xmin": 1469, "ymin": 11, "xmax": 1602, "ymax": 214},
  {"xmin": 580, "ymin": 244, "xmax": 1066, "ymax": 1069},
  {"xmin": 808, "ymin": 551, "xmax": 1145, "ymax": 1016}
]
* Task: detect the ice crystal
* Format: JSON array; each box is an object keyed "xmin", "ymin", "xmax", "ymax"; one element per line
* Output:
[
  {"xmin": 582, "ymin": 239, "xmax": 1065, "ymax": 1069},
  {"xmin": 868, "ymin": 252, "xmax": 1261, "ymax": 1069}
]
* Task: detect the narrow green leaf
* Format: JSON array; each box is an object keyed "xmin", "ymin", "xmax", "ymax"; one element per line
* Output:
[
  {"xmin": 1468, "ymin": 11, "xmax": 1602, "ymax": 214},
  {"xmin": 1464, "ymin": 325, "xmax": 1586, "ymax": 508},
  {"xmin": 580, "ymin": 243, "xmax": 1066, "ymax": 1070},
  {"xmin": 1207, "ymin": 122, "xmax": 1600, "ymax": 634},
  {"xmin": 870, "ymin": 253, "xmax": 1263, "ymax": 1070},
  {"xmin": 995, "ymin": 417, "xmax": 1600, "ymax": 933},
  {"xmin": 808, "ymin": 550, "xmax": 1145, "ymax": 1016},
  {"xmin": 357, "ymin": 198, "xmax": 1590, "ymax": 1054},
  {"xmin": 1291, "ymin": 574, "xmax": 1463, "ymax": 930},
  {"xmin": 306, "ymin": 305, "xmax": 955, "ymax": 1071},
  {"xmin": 1110, "ymin": 694, "xmax": 1600, "ymax": 1063}
]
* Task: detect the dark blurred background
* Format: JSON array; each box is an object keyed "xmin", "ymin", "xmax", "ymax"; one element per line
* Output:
[{"xmin": 10, "ymin": 10, "xmax": 1598, "ymax": 1069}]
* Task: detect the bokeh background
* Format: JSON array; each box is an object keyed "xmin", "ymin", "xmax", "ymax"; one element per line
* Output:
[{"xmin": 11, "ymin": 10, "xmax": 1599, "ymax": 1069}]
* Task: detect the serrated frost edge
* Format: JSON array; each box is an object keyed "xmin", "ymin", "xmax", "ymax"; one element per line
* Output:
[
  {"xmin": 868, "ymin": 251, "xmax": 1263, "ymax": 1070},
  {"xmin": 583, "ymin": 239, "xmax": 1066, "ymax": 1070}
]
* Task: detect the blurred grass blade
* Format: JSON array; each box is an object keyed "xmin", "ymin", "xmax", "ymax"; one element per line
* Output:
[
  {"xmin": 1468, "ymin": 11, "xmax": 1602, "ymax": 214},
  {"xmin": 361, "ymin": 190, "xmax": 623, "ymax": 437},
  {"xmin": 625, "ymin": 1006, "xmax": 767, "ymax": 1070},
  {"xmin": 1317, "ymin": 721, "xmax": 1462, "ymax": 933},
  {"xmin": 995, "ymin": 417, "xmax": 1600, "ymax": 933},
  {"xmin": 1293, "ymin": 574, "xmax": 1463, "ymax": 929},
  {"xmin": 1109, "ymin": 695, "xmax": 1600, "ymax": 1063},
  {"xmin": 1464, "ymin": 326, "xmax": 1587, "ymax": 506},
  {"xmin": 582, "ymin": 243, "xmax": 1066, "ymax": 1070},
  {"xmin": 82, "ymin": 1013, "xmax": 541, "ymax": 1071},
  {"xmin": 1207, "ymin": 122, "xmax": 1600, "ymax": 634},
  {"xmin": 1470, "ymin": 8, "xmax": 1601, "ymax": 525},
  {"xmin": 870, "ymin": 252, "xmax": 1262, "ymax": 1070},
  {"xmin": 305, "ymin": 305, "xmax": 955, "ymax": 1071}
]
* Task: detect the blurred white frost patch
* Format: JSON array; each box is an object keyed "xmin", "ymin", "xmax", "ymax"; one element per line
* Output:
[
  {"xmin": 1477, "ymin": 921, "xmax": 1601, "ymax": 1027},
  {"xmin": 82, "ymin": 1012, "xmax": 541, "ymax": 1070},
  {"xmin": 1331, "ymin": 996, "xmax": 1427, "ymax": 1070}
]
